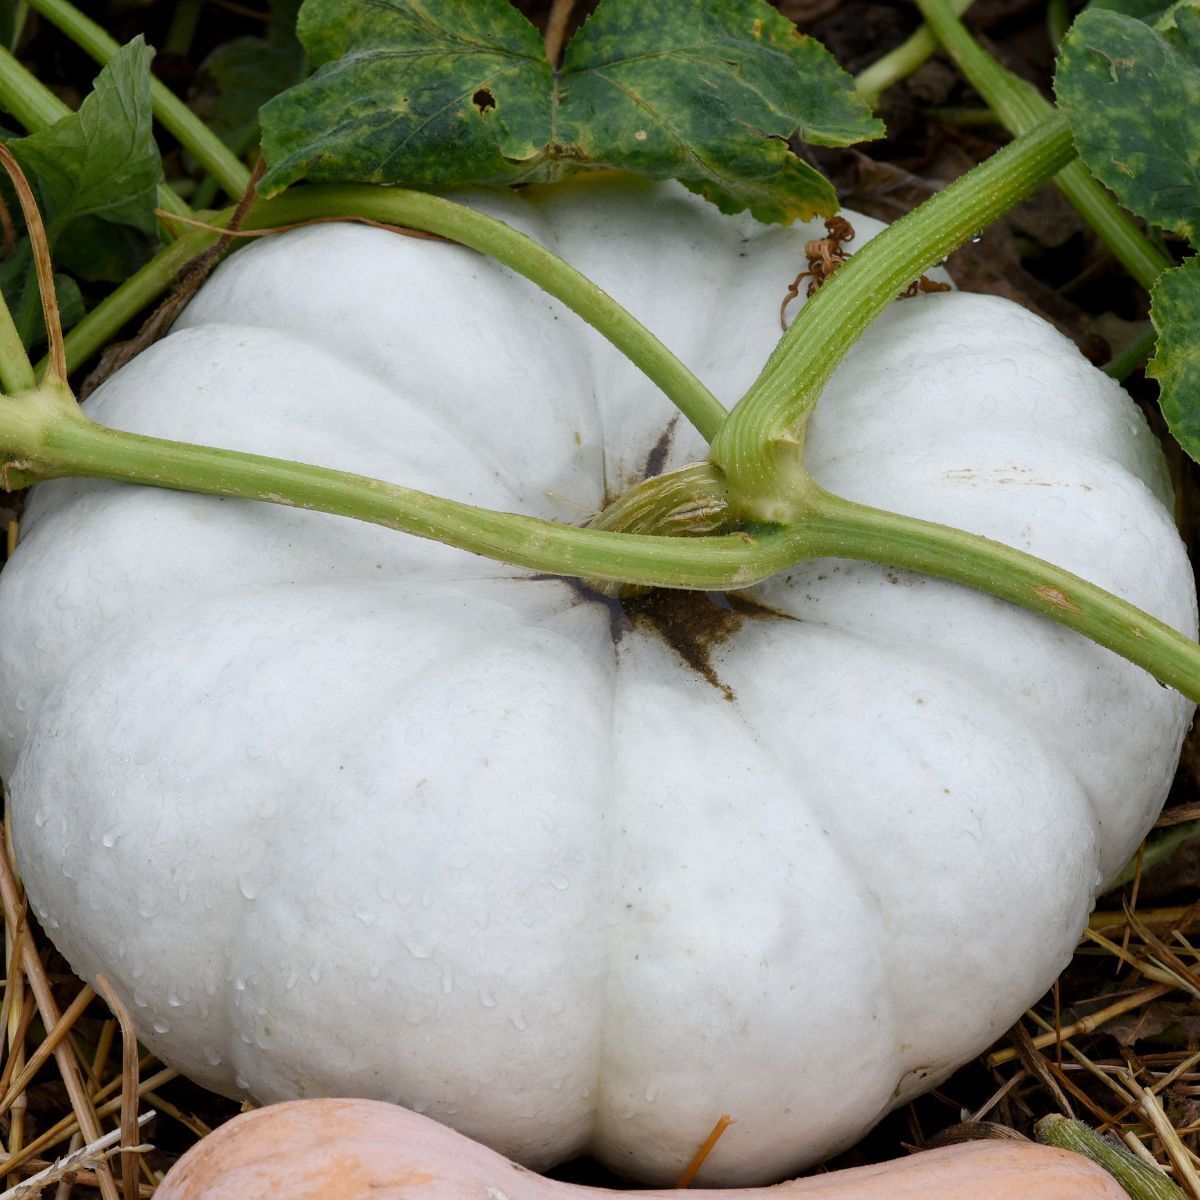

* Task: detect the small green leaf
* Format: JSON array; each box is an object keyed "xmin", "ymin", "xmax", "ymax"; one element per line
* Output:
[
  {"xmin": 8, "ymin": 37, "xmax": 163, "ymax": 244},
  {"xmin": 53, "ymin": 219, "xmax": 158, "ymax": 284},
  {"xmin": 259, "ymin": 0, "xmax": 881, "ymax": 223},
  {"xmin": 1149, "ymin": 255, "xmax": 1200, "ymax": 460},
  {"xmin": 1055, "ymin": 7, "xmax": 1200, "ymax": 245},
  {"xmin": 0, "ymin": 37, "xmax": 163, "ymax": 350},
  {"xmin": 1085, "ymin": 0, "xmax": 1169, "ymax": 19},
  {"xmin": 0, "ymin": 248, "xmax": 84, "ymax": 350},
  {"xmin": 199, "ymin": 0, "xmax": 306, "ymax": 155}
]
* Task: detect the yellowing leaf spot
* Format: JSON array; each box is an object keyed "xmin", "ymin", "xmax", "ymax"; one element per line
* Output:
[
  {"xmin": 1111, "ymin": 157, "xmax": 1136, "ymax": 178},
  {"xmin": 635, "ymin": 130, "xmax": 647, "ymax": 141}
]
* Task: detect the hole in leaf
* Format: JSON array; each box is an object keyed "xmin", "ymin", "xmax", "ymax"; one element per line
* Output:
[{"xmin": 472, "ymin": 87, "xmax": 496, "ymax": 114}]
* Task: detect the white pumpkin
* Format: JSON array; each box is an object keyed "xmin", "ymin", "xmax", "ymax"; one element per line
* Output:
[{"xmin": 0, "ymin": 177, "xmax": 1192, "ymax": 1186}]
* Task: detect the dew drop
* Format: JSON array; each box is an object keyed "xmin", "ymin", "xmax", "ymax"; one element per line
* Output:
[
  {"xmin": 235, "ymin": 1074, "xmax": 250, "ymax": 1091},
  {"xmin": 510, "ymin": 1011, "xmax": 528, "ymax": 1031},
  {"xmin": 152, "ymin": 1018, "xmax": 170, "ymax": 1034},
  {"xmin": 101, "ymin": 828, "xmax": 119, "ymax": 848},
  {"xmin": 238, "ymin": 877, "xmax": 258, "ymax": 901},
  {"xmin": 551, "ymin": 877, "xmax": 569, "ymax": 891},
  {"xmin": 411, "ymin": 1097, "xmax": 431, "ymax": 1114},
  {"xmin": 480, "ymin": 985, "xmax": 497, "ymax": 1009},
  {"xmin": 404, "ymin": 936, "xmax": 432, "ymax": 959},
  {"xmin": 203, "ymin": 1046, "xmax": 222, "ymax": 1067}
]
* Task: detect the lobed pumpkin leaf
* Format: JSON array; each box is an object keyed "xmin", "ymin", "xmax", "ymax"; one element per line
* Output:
[
  {"xmin": 1149, "ymin": 254, "xmax": 1200, "ymax": 461},
  {"xmin": 9, "ymin": 37, "xmax": 162, "ymax": 247},
  {"xmin": 1055, "ymin": 6, "xmax": 1200, "ymax": 246},
  {"xmin": 0, "ymin": 37, "xmax": 162, "ymax": 349},
  {"xmin": 257, "ymin": 0, "xmax": 882, "ymax": 223}
]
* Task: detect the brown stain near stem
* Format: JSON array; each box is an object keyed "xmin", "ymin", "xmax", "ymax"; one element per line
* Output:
[
  {"xmin": 1033, "ymin": 584, "xmax": 1083, "ymax": 615},
  {"xmin": 617, "ymin": 589, "xmax": 798, "ymax": 703},
  {"xmin": 643, "ymin": 415, "xmax": 679, "ymax": 481}
]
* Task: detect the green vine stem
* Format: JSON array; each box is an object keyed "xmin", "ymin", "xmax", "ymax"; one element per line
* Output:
[
  {"xmin": 163, "ymin": 0, "xmax": 203, "ymax": 58},
  {"xmin": 4, "ymin": 117, "xmax": 1198, "ymax": 703},
  {"xmin": 0, "ymin": 44, "xmax": 191, "ymax": 220},
  {"xmin": 801, "ymin": 486, "xmax": 1200, "ymax": 701},
  {"xmin": 915, "ymin": 0, "xmax": 1169, "ymax": 291},
  {"xmin": 59, "ymin": 185, "xmax": 729, "ymax": 442},
  {"xmin": 0, "ymin": 44, "xmax": 68, "ymax": 129},
  {"xmin": 1036, "ymin": 1115, "xmax": 1188, "ymax": 1200},
  {"xmin": 0, "ymin": 297, "xmax": 34, "ymax": 395},
  {"xmin": 20, "ymin": 0, "xmax": 249, "ymax": 201},
  {"xmin": 1105, "ymin": 323, "xmax": 1157, "ymax": 382},
  {"xmin": 710, "ymin": 114, "xmax": 1077, "ymax": 525},
  {"xmin": 5, "ymin": 399, "xmax": 1200, "ymax": 699},
  {"xmin": 1047, "ymin": 0, "xmax": 1073, "ymax": 48},
  {"xmin": 1106, "ymin": 820, "xmax": 1200, "ymax": 892},
  {"xmin": 854, "ymin": 0, "xmax": 974, "ymax": 106}
]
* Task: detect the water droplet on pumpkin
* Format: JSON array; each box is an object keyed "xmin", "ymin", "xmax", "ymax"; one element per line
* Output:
[
  {"xmin": 441, "ymin": 971, "xmax": 454, "ymax": 995},
  {"xmin": 644, "ymin": 1084, "xmax": 658, "ymax": 1102},
  {"xmin": 152, "ymin": 1018, "xmax": 170, "ymax": 1034},
  {"xmin": 101, "ymin": 828, "xmax": 119, "ymax": 848},
  {"xmin": 480, "ymin": 985, "xmax": 497, "ymax": 1008},
  {"xmin": 411, "ymin": 1097, "xmax": 431, "ymax": 1114},
  {"xmin": 238, "ymin": 876, "xmax": 258, "ymax": 901},
  {"xmin": 551, "ymin": 876, "xmax": 569, "ymax": 891},
  {"xmin": 235, "ymin": 1074, "xmax": 250, "ymax": 1091},
  {"xmin": 510, "ymin": 1011, "xmax": 528, "ymax": 1031},
  {"xmin": 203, "ymin": 1046, "xmax": 222, "ymax": 1066}
]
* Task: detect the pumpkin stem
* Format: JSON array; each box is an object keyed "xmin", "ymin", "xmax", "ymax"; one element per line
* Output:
[{"xmin": 1036, "ymin": 1115, "xmax": 1189, "ymax": 1200}]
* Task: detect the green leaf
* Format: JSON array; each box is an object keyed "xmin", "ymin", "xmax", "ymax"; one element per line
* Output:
[
  {"xmin": 199, "ymin": 0, "xmax": 306, "ymax": 155},
  {"xmin": 1055, "ymin": 7, "xmax": 1200, "ymax": 245},
  {"xmin": 53, "ymin": 218, "xmax": 159, "ymax": 284},
  {"xmin": 8, "ymin": 36, "xmax": 163, "ymax": 244},
  {"xmin": 258, "ymin": 0, "xmax": 882, "ymax": 223},
  {"xmin": 0, "ymin": 37, "xmax": 162, "ymax": 350},
  {"xmin": 1149, "ymin": 255, "xmax": 1200, "ymax": 460},
  {"xmin": 0, "ymin": 247, "xmax": 85, "ymax": 350},
  {"xmin": 1085, "ymin": 0, "xmax": 1169, "ymax": 19}
]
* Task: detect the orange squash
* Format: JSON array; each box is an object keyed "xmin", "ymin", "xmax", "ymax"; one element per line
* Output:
[{"xmin": 155, "ymin": 1099, "xmax": 1127, "ymax": 1199}]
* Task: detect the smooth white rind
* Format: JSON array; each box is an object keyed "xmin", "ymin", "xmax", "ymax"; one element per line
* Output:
[{"xmin": 0, "ymin": 179, "xmax": 1193, "ymax": 1184}]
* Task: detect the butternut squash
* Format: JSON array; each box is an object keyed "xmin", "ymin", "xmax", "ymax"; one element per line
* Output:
[{"xmin": 155, "ymin": 1099, "xmax": 1128, "ymax": 1198}]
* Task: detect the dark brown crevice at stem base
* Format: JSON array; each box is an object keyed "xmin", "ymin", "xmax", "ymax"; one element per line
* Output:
[{"xmin": 565, "ymin": 580, "xmax": 797, "ymax": 702}]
